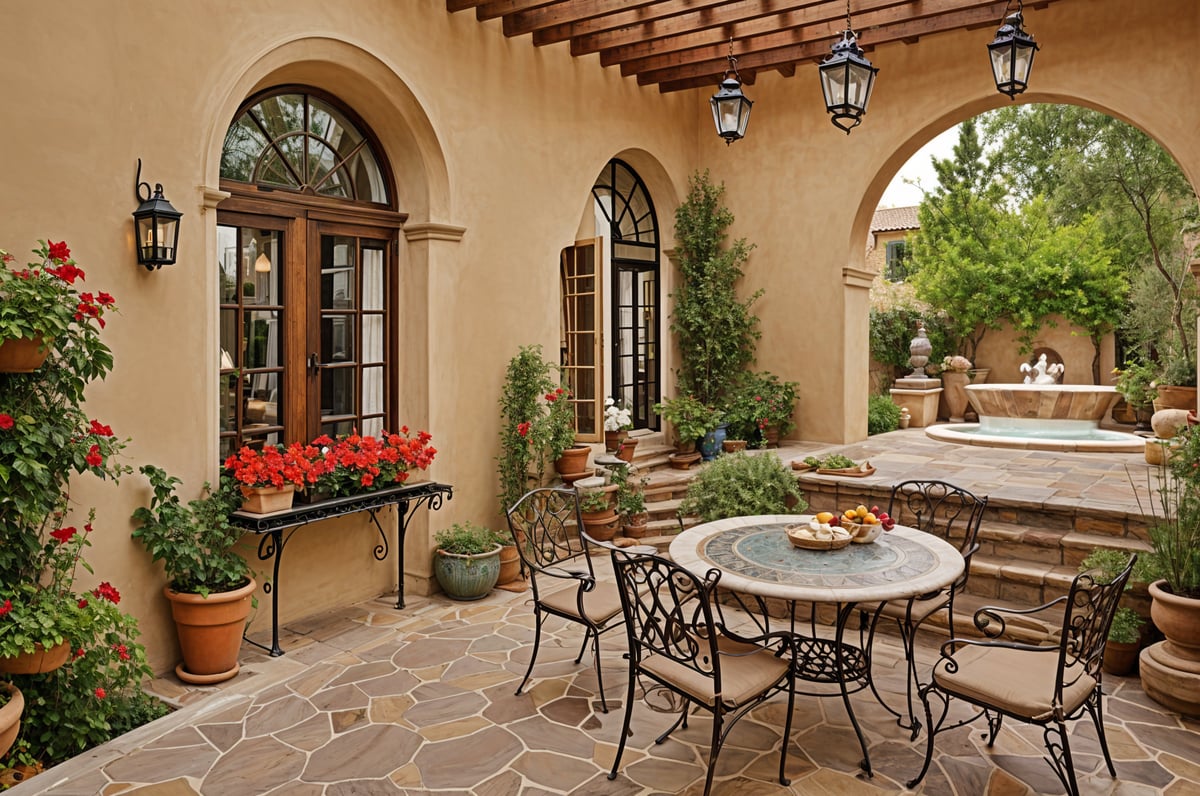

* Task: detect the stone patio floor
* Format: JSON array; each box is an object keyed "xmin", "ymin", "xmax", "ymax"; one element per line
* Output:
[{"xmin": 8, "ymin": 430, "xmax": 1199, "ymax": 795}]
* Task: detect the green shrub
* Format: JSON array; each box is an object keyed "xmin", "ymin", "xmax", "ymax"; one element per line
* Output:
[
  {"xmin": 1108, "ymin": 606, "xmax": 1144, "ymax": 644},
  {"xmin": 867, "ymin": 394, "xmax": 902, "ymax": 435},
  {"xmin": 434, "ymin": 522, "xmax": 499, "ymax": 556},
  {"xmin": 869, "ymin": 305, "xmax": 955, "ymax": 374},
  {"xmin": 679, "ymin": 453, "xmax": 806, "ymax": 522}
]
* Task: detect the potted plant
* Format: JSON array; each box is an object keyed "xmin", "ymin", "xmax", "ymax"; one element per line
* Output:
[
  {"xmin": 603, "ymin": 397, "xmax": 633, "ymax": 453},
  {"xmin": 1153, "ymin": 352, "xmax": 1197, "ymax": 412},
  {"xmin": 313, "ymin": 428, "xmax": 436, "ymax": 498},
  {"xmin": 938, "ymin": 355, "xmax": 973, "ymax": 423},
  {"xmin": 738, "ymin": 371, "xmax": 799, "ymax": 447},
  {"xmin": 654, "ymin": 395, "xmax": 718, "ymax": 455},
  {"xmin": 432, "ymin": 522, "xmax": 502, "ymax": 601},
  {"xmin": 0, "ymin": 241, "xmax": 112, "ymax": 373},
  {"xmin": 131, "ymin": 465, "xmax": 256, "ymax": 684},
  {"xmin": 1113, "ymin": 359, "xmax": 1158, "ymax": 430},
  {"xmin": 498, "ymin": 345, "xmax": 568, "ymax": 509},
  {"xmin": 0, "ymin": 681, "xmax": 23, "ymax": 760},
  {"xmin": 489, "ymin": 526, "xmax": 522, "ymax": 586},
  {"xmin": 223, "ymin": 442, "xmax": 326, "ymax": 513},
  {"xmin": 616, "ymin": 474, "xmax": 650, "ymax": 539},
  {"xmin": 578, "ymin": 485, "xmax": 619, "ymax": 541},
  {"xmin": 1078, "ymin": 548, "xmax": 1144, "ymax": 676},
  {"xmin": 679, "ymin": 452, "xmax": 808, "ymax": 523}
]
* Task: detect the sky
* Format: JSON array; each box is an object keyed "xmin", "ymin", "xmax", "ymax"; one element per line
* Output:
[{"xmin": 877, "ymin": 125, "xmax": 961, "ymax": 209}]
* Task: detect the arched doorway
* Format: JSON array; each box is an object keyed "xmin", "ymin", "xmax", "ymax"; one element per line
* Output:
[
  {"xmin": 216, "ymin": 86, "xmax": 405, "ymax": 459},
  {"xmin": 561, "ymin": 160, "xmax": 662, "ymax": 440}
]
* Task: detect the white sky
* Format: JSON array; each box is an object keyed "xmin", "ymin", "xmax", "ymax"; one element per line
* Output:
[{"xmin": 877, "ymin": 126, "xmax": 961, "ymax": 209}]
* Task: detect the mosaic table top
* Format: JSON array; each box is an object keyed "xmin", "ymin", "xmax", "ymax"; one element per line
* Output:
[{"xmin": 669, "ymin": 514, "xmax": 964, "ymax": 604}]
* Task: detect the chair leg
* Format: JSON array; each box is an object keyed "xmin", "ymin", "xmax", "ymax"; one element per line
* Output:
[
  {"xmin": 899, "ymin": 617, "xmax": 923, "ymax": 739},
  {"xmin": 607, "ymin": 665, "xmax": 638, "ymax": 783},
  {"xmin": 984, "ymin": 710, "xmax": 1003, "ymax": 747},
  {"xmin": 591, "ymin": 629, "xmax": 608, "ymax": 713},
  {"xmin": 702, "ymin": 708, "xmax": 723, "ymax": 796},
  {"xmin": 515, "ymin": 610, "xmax": 546, "ymax": 696},
  {"xmin": 906, "ymin": 681, "xmax": 948, "ymax": 790},
  {"xmin": 573, "ymin": 627, "xmax": 591, "ymax": 664},
  {"xmin": 655, "ymin": 704, "xmax": 688, "ymax": 744},
  {"xmin": 1042, "ymin": 720, "xmax": 1081, "ymax": 796},
  {"xmin": 1084, "ymin": 687, "xmax": 1117, "ymax": 777},
  {"xmin": 778, "ymin": 674, "xmax": 796, "ymax": 787},
  {"xmin": 864, "ymin": 606, "xmax": 903, "ymax": 721}
]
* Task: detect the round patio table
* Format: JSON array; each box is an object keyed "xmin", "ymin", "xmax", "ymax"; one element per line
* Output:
[{"xmin": 669, "ymin": 514, "xmax": 964, "ymax": 776}]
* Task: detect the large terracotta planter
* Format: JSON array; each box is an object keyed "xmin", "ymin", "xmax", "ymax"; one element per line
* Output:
[
  {"xmin": 0, "ymin": 640, "xmax": 71, "ymax": 675},
  {"xmin": 165, "ymin": 578, "xmax": 256, "ymax": 684},
  {"xmin": 1153, "ymin": 385, "xmax": 1197, "ymax": 414},
  {"xmin": 941, "ymin": 371, "xmax": 970, "ymax": 422},
  {"xmin": 0, "ymin": 337, "xmax": 51, "ymax": 373},
  {"xmin": 497, "ymin": 543, "xmax": 521, "ymax": 585},
  {"xmin": 239, "ymin": 484, "xmax": 296, "ymax": 514},
  {"xmin": 1140, "ymin": 580, "xmax": 1200, "ymax": 716},
  {"xmin": 1148, "ymin": 580, "xmax": 1200, "ymax": 663},
  {"xmin": 433, "ymin": 545, "xmax": 501, "ymax": 600},
  {"xmin": 622, "ymin": 512, "xmax": 649, "ymax": 539},
  {"xmin": 0, "ymin": 682, "xmax": 24, "ymax": 760},
  {"xmin": 1103, "ymin": 640, "xmax": 1140, "ymax": 676},
  {"xmin": 554, "ymin": 444, "xmax": 591, "ymax": 476}
]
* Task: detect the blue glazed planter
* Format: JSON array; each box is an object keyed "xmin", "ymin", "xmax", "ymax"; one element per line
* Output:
[
  {"xmin": 700, "ymin": 424, "xmax": 728, "ymax": 461},
  {"xmin": 433, "ymin": 545, "xmax": 502, "ymax": 600}
]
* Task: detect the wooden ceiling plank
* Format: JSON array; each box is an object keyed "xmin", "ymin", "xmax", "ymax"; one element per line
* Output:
[
  {"xmin": 475, "ymin": 0, "xmax": 558, "ymax": 22},
  {"xmin": 533, "ymin": 0, "xmax": 730, "ymax": 46},
  {"xmin": 612, "ymin": 0, "xmax": 998, "ymax": 74},
  {"xmin": 504, "ymin": 0, "xmax": 661, "ymax": 37},
  {"xmin": 446, "ymin": 0, "xmax": 487, "ymax": 12},
  {"xmin": 645, "ymin": 1, "xmax": 1012, "ymax": 88}
]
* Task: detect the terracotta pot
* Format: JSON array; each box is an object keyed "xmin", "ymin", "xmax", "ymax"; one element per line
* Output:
[
  {"xmin": 1102, "ymin": 640, "xmax": 1140, "ymax": 676},
  {"xmin": 497, "ymin": 543, "xmax": 521, "ymax": 585},
  {"xmin": 604, "ymin": 430, "xmax": 627, "ymax": 453},
  {"xmin": 763, "ymin": 425, "xmax": 780, "ymax": 448},
  {"xmin": 0, "ymin": 337, "xmax": 51, "ymax": 373},
  {"xmin": 1149, "ymin": 579, "xmax": 1200, "ymax": 663},
  {"xmin": 1153, "ymin": 385, "xmax": 1197, "ymax": 414},
  {"xmin": 668, "ymin": 451, "xmax": 702, "ymax": 470},
  {"xmin": 616, "ymin": 436, "xmax": 639, "ymax": 463},
  {"xmin": 967, "ymin": 367, "xmax": 990, "ymax": 384},
  {"xmin": 622, "ymin": 512, "xmax": 649, "ymax": 539},
  {"xmin": 0, "ymin": 682, "xmax": 24, "ymax": 761},
  {"xmin": 0, "ymin": 640, "xmax": 71, "ymax": 675},
  {"xmin": 722, "ymin": 439, "xmax": 748, "ymax": 454},
  {"xmin": 1111, "ymin": 397, "xmax": 1136, "ymax": 425},
  {"xmin": 165, "ymin": 578, "xmax": 256, "ymax": 683},
  {"xmin": 674, "ymin": 438, "xmax": 697, "ymax": 455},
  {"xmin": 239, "ymin": 484, "xmax": 296, "ymax": 514},
  {"xmin": 554, "ymin": 444, "xmax": 591, "ymax": 475},
  {"xmin": 583, "ymin": 515, "xmax": 619, "ymax": 542},
  {"xmin": 941, "ymin": 371, "xmax": 970, "ymax": 422}
]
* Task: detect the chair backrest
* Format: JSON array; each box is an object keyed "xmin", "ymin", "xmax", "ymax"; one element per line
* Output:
[
  {"xmin": 1057, "ymin": 554, "xmax": 1136, "ymax": 695},
  {"xmin": 887, "ymin": 479, "xmax": 988, "ymax": 592},
  {"xmin": 610, "ymin": 550, "xmax": 724, "ymax": 692},
  {"xmin": 506, "ymin": 487, "xmax": 595, "ymax": 582}
]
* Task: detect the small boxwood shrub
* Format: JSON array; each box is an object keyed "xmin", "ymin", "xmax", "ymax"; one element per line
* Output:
[
  {"xmin": 867, "ymin": 394, "xmax": 902, "ymax": 435},
  {"xmin": 679, "ymin": 452, "xmax": 807, "ymax": 522}
]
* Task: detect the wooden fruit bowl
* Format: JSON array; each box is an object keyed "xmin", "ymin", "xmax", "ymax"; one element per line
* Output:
[{"xmin": 785, "ymin": 523, "xmax": 853, "ymax": 550}]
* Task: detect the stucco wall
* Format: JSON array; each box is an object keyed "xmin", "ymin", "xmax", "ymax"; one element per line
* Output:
[{"xmin": 1, "ymin": 0, "xmax": 1196, "ymax": 672}]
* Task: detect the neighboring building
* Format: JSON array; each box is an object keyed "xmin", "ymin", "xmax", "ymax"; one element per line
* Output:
[
  {"xmin": 867, "ymin": 206, "xmax": 919, "ymax": 282},
  {"xmin": 0, "ymin": 1, "xmax": 1195, "ymax": 672}
]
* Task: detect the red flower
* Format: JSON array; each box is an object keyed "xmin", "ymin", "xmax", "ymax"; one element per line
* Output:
[
  {"xmin": 75, "ymin": 648, "xmax": 86, "ymax": 659},
  {"xmin": 86, "ymin": 444, "xmax": 104, "ymax": 467},
  {"xmin": 97, "ymin": 292, "xmax": 115, "ymax": 306},
  {"xmin": 94, "ymin": 687, "xmax": 106, "ymax": 700},
  {"xmin": 48, "ymin": 240, "xmax": 71, "ymax": 262},
  {"xmin": 51, "ymin": 525, "xmax": 78, "ymax": 544},
  {"xmin": 0, "ymin": 414, "xmax": 13, "ymax": 430},
  {"xmin": 49, "ymin": 262, "xmax": 85, "ymax": 284},
  {"xmin": 0, "ymin": 599, "xmax": 11, "ymax": 616},
  {"xmin": 517, "ymin": 422, "xmax": 531, "ymax": 438},
  {"xmin": 84, "ymin": 522, "xmax": 94, "ymax": 534},
  {"xmin": 78, "ymin": 598, "xmax": 88, "ymax": 609},
  {"xmin": 112, "ymin": 643, "xmax": 130, "ymax": 661},
  {"xmin": 89, "ymin": 419, "xmax": 114, "ymax": 437},
  {"xmin": 92, "ymin": 582, "xmax": 121, "ymax": 604}
]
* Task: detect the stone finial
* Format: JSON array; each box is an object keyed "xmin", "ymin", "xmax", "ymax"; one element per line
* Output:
[{"xmin": 908, "ymin": 324, "xmax": 933, "ymax": 377}]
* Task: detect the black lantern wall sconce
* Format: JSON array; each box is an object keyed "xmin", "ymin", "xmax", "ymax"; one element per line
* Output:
[
  {"xmin": 710, "ymin": 39, "xmax": 753, "ymax": 144},
  {"xmin": 132, "ymin": 159, "xmax": 183, "ymax": 270},
  {"xmin": 988, "ymin": 0, "xmax": 1039, "ymax": 99},
  {"xmin": 817, "ymin": 0, "xmax": 878, "ymax": 134}
]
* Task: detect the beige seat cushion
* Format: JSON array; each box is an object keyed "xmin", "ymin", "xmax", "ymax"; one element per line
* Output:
[
  {"xmin": 933, "ymin": 644, "xmax": 1096, "ymax": 721},
  {"xmin": 879, "ymin": 591, "xmax": 950, "ymax": 625},
  {"xmin": 539, "ymin": 576, "xmax": 624, "ymax": 626},
  {"xmin": 641, "ymin": 634, "xmax": 789, "ymax": 709}
]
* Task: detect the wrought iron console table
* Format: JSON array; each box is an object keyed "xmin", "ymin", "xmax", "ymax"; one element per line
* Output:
[{"xmin": 229, "ymin": 480, "xmax": 453, "ymax": 656}]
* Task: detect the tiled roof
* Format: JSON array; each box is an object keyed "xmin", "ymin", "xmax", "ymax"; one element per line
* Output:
[{"xmin": 871, "ymin": 206, "xmax": 920, "ymax": 232}]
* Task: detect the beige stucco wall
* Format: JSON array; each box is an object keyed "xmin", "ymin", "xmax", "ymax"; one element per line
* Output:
[
  {"xmin": 973, "ymin": 315, "xmax": 1117, "ymax": 387},
  {"xmin": 2, "ymin": 0, "xmax": 1196, "ymax": 672}
]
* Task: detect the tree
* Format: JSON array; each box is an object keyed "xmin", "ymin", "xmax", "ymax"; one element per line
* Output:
[{"xmin": 670, "ymin": 171, "xmax": 760, "ymax": 407}]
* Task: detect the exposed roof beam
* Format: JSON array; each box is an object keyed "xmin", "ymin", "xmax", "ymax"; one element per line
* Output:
[
  {"xmin": 475, "ymin": 0, "xmax": 559, "ymax": 22},
  {"xmin": 503, "ymin": 0, "xmax": 663, "ymax": 37},
  {"xmin": 532, "ymin": 0, "xmax": 731, "ymax": 46}
]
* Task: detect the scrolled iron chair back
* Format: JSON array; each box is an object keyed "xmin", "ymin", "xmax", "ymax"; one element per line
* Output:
[
  {"xmin": 612, "ymin": 552, "xmax": 723, "ymax": 682},
  {"xmin": 1059, "ymin": 557, "xmax": 1135, "ymax": 690},
  {"xmin": 506, "ymin": 487, "xmax": 595, "ymax": 601},
  {"xmin": 888, "ymin": 479, "xmax": 987, "ymax": 592}
]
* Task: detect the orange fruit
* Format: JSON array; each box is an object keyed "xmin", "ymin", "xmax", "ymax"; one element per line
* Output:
[{"xmin": 815, "ymin": 511, "xmax": 834, "ymax": 524}]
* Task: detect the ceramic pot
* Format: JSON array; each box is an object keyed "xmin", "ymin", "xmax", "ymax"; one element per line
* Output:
[
  {"xmin": 434, "ymin": 545, "xmax": 501, "ymax": 601},
  {"xmin": 674, "ymin": 438, "xmax": 697, "ymax": 455},
  {"xmin": 669, "ymin": 451, "xmax": 702, "ymax": 470},
  {"xmin": 239, "ymin": 484, "xmax": 296, "ymax": 514},
  {"xmin": 582, "ymin": 514, "xmax": 619, "ymax": 542},
  {"xmin": 0, "ymin": 337, "xmax": 51, "ymax": 373},
  {"xmin": 1149, "ymin": 580, "xmax": 1200, "ymax": 663},
  {"xmin": 762, "ymin": 425, "xmax": 780, "ymax": 448},
  {"xmin": 496, "ymin": 543, "xmax": 521, "ymax": 585},
  {"xmin": 941, "ymin": 371, "xmax": 970, "ymax": 422},
  {"xmin": 622, "ymin": 512, "xmax": 649, "ymax": 539},
  {"xmin": 0, "ymin": 640, "xmax": 71, "ymax": 675},
  {"xmin": 554, "ymin": 444, "xmax": 591, "ymax": 476},
  {"xmin": 1102, "ymin": 640, "xmax": 1140, "ymax": 676},
  {"xmin": 604, "ymin": 430, "xmax": 627, "ymax": 453},
  {"xmin": 1153, "ymin": 385, "xmax": 1197, "ymax": 413},
  {"xmin": 0, "ymin": 682, "xmax": 24, "ymax": 761},
  {"xmin": 722, "ymin": 439, "xmax": 748, "ymax": 454},
  {"xmin": 967, "ymin": 367, "xmax": 990, "ymax": 384},
  {"xmin": 165, "ymin": 578, "xmax": 257, "ymax": 683},
  {"xmin": 616, "ymin": 436, "xmax": 639, "ymax": 463}
]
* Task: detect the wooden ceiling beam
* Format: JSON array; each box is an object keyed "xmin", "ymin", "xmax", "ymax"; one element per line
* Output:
[
  {"xmin": 658, "ymin": 70, "xmax": 759, "ymax": 94},
  {"xmin": 446, "ymin": 0, "xmax": 486, "ymax": 12},
  {"xmin": 613, "ymin": 0, "xmax": 999, "ymax": 75},
  {"xmin": 646, "ymin": 1, "xmax": 1011, "ymax": 88},
  {"xmin": 532, "ymin": 0, "xmax": 730, "ymax": 46},
  {"xmin": 475, "ymin": 0, "xmax": 559, "ymax": 22},
  {"xmin": 503, "ymin": 0, "xmax": 662, "ymax": 37}
]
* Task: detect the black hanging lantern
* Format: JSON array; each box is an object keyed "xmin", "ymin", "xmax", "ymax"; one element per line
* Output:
[
  {"xmin": 710, "ymin": 43, "xmax": 752, "ymax": 144},
  {"xmin": 132, "ymin": 159, "xmax": 183, "ymax": 270},
  {"xmin": 988, "ymin": 1, "xmax": 1039, "ymax": 99},
  {"xmin": 818, "ymin": 3, "xmax": 878, "ymax": 134}
]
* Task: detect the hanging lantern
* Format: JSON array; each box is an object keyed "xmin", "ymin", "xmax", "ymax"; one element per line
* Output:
[
  {"xmin": 710, "ymin": 44, "xmax": 752, "ymax": 144},
  {"xmin": 988, "ymin": 1, "xmax": 1039, "ymax": 99},
  {"xmin": 818, "ymin": 27, "xmax": 878, "ymax": 134}
]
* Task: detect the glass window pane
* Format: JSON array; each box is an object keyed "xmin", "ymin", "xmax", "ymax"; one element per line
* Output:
[
  {"xmin": 323, "ymin": 419, "xmax": 356, "ymax": 439},
  {"xmin": 242, "ymin": 429, "xmax": 282, "ymax": 450},
  {"xmin": 219, "ymin": 309, "xmax": 238, "ymax": 368},
  {"xmin": 220, "ymin": 116, "xmax": 268, "ymax": 182},
  {"xmin": 243, "ymin": 310, "xmax": 281, "ymax": 369},
  {"xmin": 321, "ymin": 236, "xmax": 356, "ymax": 309},
  {"xmin": 362, "ymin": 416, "xmax": 383, "ymax": 438},
  {"xmin": 257, "ymin": 148, "xmax": 302, "ymax": 189},
  {"xmin": 363, "ymin": 315, "xmax": 383, "ymax": 365},
  {"xmin": 321, "ymin": 367, "xmax": 357, "ymax": 418},
  {"xmin": 218, "ymin": 226, "xmax": 238, "ymax": 303},
  {"xmin": 220, "ymin": 374, "xmax": 239, "ymax": 433},
  {"xmin": 245, "ymin": 372, "xmax": 280, "ymax": 427},
  {"xmin": 243, "ymin": 230, "xmax": 281, "ymax": 305},
  {"xmin": 219, "ymin": 436, "xmax": 238, "ymax": 461},
  {"xmin": 363, "ymin": 248, "xmax": 384, "ymax": 311},
  {"xmin": 321, "ymin": 315, "xmax": 356, "ymax": 363},
  {"xmin": 363, "ymin": 365, "xmax": 384, "ymax": 417}
]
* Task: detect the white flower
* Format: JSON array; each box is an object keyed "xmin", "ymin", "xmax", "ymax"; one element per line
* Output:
[{"xmin": 603, "ymin": 398, "xmax": 632, "ymax": 431}]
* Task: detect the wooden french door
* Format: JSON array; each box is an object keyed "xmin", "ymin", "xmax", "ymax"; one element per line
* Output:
[{"xmin": 560, "ymin": 238, "xmax": 603, "ymax": 441}]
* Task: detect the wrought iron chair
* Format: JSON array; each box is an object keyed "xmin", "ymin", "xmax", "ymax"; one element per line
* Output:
[
  {"xmin": 607, "ymin": 549, "xmax": 796, "ymax": 796},
  {"xmin": 907, "ymin": 555, "xmax": 1136, "ymax": 796},
  {"xmin": 505, "ymin": 486, "xmax": 625, "ymax": 712},
  {"xmin": 864, "ymin": 479, "xmax": 988, "ymax": 737}
]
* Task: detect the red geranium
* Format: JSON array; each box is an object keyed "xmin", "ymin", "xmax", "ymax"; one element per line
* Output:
[
  {"xmin": 92, "ymin": 581, "xmax": 121, "ymax": 604},
  {"xmin": 50, "ymin": 525, "xmax": 78, "ymax": 544},
  {"xmin": 0, "ymin": 413, "xmax": 13, "ymax": 430},
  {"xmin": 316, "ymin": 428, "xmax": 436, "ymax": 497},
  {"xmin": 224, "ymin": 441, "xmax": 329, "ymax": 489}
]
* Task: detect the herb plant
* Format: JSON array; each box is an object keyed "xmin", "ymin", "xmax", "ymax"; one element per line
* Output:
[
  {"xmin": 434, "ymin": 522, "xmax": 501, "ymax": 556},
  {"xmin": 679, "ymin": 453, "xmax": 807, "ymax": 523}
]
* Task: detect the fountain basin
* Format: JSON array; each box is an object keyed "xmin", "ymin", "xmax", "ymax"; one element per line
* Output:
[{"xmin": 965, "ymin": 383, "xmax": 1120, "ymax": 422}]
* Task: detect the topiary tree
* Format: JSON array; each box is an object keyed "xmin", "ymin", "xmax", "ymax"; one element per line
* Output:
[{"xmin": 671, "ymin": 171, "xmax": 761, "ymax": 407}]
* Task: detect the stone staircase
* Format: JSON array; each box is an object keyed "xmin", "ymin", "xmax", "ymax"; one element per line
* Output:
[{"xmin": 603, "ymin": 435, "xmax": 1154, "ymax": 643}]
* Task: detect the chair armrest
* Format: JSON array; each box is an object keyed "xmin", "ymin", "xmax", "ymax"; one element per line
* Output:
[
  {"xmin": 937, "ymin": 636, "xmax": 1059, "ymax": 662},
  {"xmin": 715, "ymin": 624, "xmax": 796, "ymax": 658},
  {"xmin": 974, "ymin": 595, "xmax": 1067, "ymax": 638},
  {"xmin": 529, "ymin": 560, "xmax": 598, "ymax": 592}
]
